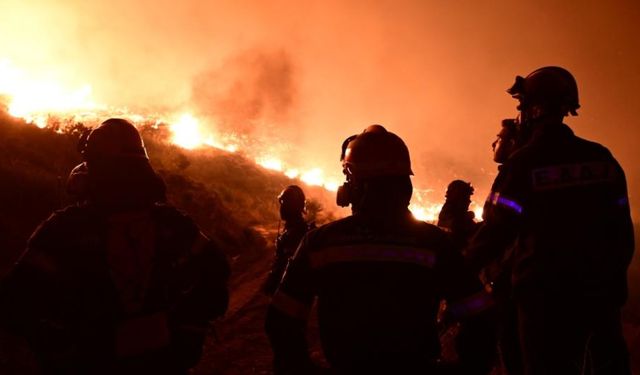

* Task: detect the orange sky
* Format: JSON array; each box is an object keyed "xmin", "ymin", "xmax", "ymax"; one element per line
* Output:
[{"xmin": 1, "ymin": 0, "xmax": 638, "ymax": 219}]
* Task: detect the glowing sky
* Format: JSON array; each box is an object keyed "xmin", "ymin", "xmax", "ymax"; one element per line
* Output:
[{"xmin": 1, "ymin": 0, "xmax": 638, "ymax": 218}]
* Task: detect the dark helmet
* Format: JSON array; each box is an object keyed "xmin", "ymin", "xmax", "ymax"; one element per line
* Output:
[
  {"xmin": 82, "ymin": 118, "xmax": 148, "ymax": 162},
  {"xmin": 499, "ymin": 118, "xmax": 518, "ymax": 138},
  {"xmin": 278, "ymin": 185, "xmax": 306, "ymax": 220},
  {"xmin": 445, "ymin": 180, "xmax": 474, "ymax": 201},
  {"xmin": 507, "ymin": 66, "xmax": 580, "ymax": 116},
  {"xmin": 342, "ymin": 125, "xmax": 413, "ymax": 179},
  {"xmin": 340, "ymin": 134, "xmax": 358, "ymax": 162},
  {"xmin": 66, "ymin": 162, "xmax": 89, "ymax": 199}
]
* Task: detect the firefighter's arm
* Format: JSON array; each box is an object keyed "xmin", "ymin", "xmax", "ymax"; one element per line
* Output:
[
  {"xmin": 612, "ymin": 161, "xmax": 635, "ymax": 268},
  {"xmin": 185, "ymin": 231, "xmax": 230, "ymax": 321},
  {"xmin": 440, "ymin": 236, "xmax": 499, "ymax": 372},
  {"xmin": 264, "ymin": 240, "xmax": 289, "ymax": 296},
  {"xmin": 464, "ymin": 164, "xmax": 524, "ymax": 273},
  {"xmin": 161, "ymin": 230, "xmax": 230, "ymax": 369},
  {"xmin": 265, "ymin": 237, "xmax": 316, "ymax": 374},
  {"xmin": 464, "ymin": 214, "xmax": 519, "ymax": 274},
  {"xmin": 437, "ymin": 239, "xmax": 494, "ymax": 324},
  {"xmin": 0, "ymin": 214, "xmax": 62, "ymax": 335}
]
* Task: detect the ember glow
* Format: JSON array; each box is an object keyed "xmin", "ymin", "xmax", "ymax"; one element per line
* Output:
[
  {"xmin": 0, "ymin": 59, "xmax": 98, "ymax": 127},
  {"xmin": 0, "ymin": 0, "xmax": 637, "ymax": 225},
  {"xmin": 0, "ymin": 59, "xmax": 480, "ymax": 223},
  {"xmin": 258, "ymin": 158, "xmax": 340, "ymax": 192},
  {"xmin": 170, "ymin": 113, "xmax": 203, "ymax": 150},
  {"xmin": 409, "ymin": 203, "xmax": 443, "ymax": 223},
  {"xmin": 257, "ymin": 157, "xmax": 283, "ymax": 171}
]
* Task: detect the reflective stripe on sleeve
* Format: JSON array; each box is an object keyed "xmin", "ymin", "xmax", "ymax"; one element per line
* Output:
[
  {"xmin": 271, "ymin": 291, "xmax": 312, "ymax": 321},
  {"xmin": 447, "ymin": 289, "xmax": 494, "ymax": 319},
  {"xmin": 309, "ymin": 244, "xmax": 437, "ymax": 269},
  {"xmin": 617, "ymin": 196, "xmax": 629, "ymax": 207},
  {"xmin": 487, "ymin": 192, "xmax": 523, "ymax": 214}
]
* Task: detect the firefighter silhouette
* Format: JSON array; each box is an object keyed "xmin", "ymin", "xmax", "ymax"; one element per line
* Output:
[
  {"xmin": 481, "ymin": 117, "xmax": 525, "ymax": 374},
  {"xmin": 265, "ymin": 125, "xmax": 493, "ymax": 374},
  {"xmin": 465, "ymin": 67, "xmax": 634, "ymax": 375},
  {"xmin": 65, "ymin": 161, "xmax": 89, "ymax": 204},
  {"xmin": 263, "ymin": 185, "xmax": 315, "ymax": 295},
  {"xmin": 435, "ymin": 179, "xmax": 498, "ymax": 375},
  {"xmin": 0, "ymin": 118, "xmax": 230, "ymax": 375},
  {"xmin": 437, "ymin": 180, "xmax": 478, "ymax": 250}
]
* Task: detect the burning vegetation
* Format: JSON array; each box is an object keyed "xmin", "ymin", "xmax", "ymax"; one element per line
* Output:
[{"xmin": 0, "ymin": 57, "xmax": 483, "ymax": 222}]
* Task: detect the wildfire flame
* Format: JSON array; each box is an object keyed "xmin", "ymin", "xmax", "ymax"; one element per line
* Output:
[
  {"xmin": 257, "ymin": 157, "xmax": 283, "ymax": 171},
  {"xmin": 169, "ymin": 113, "xmax": 202, "ymax": 150},
  {"xmin": 0, "ymin": 59, "xmax": 482, "ymax": 223},
  {"xmin": 169, "ymin": 113, "xmax": 239, "ymax": 152},
  {"xmin": 0, "ymin": 59, "xmax": 97, "ymax": 128}
]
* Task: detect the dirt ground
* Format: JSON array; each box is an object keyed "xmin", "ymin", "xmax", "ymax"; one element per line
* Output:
[
  {"xmin": 1, "ymin": 239, "xmax": 639, "ymax": 374},
  {"xmin": 195, "ymin": 249, "xmax": 275, "ymax": 375}
]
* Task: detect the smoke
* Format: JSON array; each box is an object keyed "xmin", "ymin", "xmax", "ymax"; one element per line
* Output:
[
  {"xmin": 191, "ymin": 49, "xmax": 297, "ymax": 136},
  {"xmin": 0, "ymin": 0, "xmax": 639, "ymax": 218}
]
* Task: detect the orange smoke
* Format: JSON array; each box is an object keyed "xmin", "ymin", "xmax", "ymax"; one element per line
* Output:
[{"xmin": 0, "ymin": 52, "xmax": 479, "ymax": 221}]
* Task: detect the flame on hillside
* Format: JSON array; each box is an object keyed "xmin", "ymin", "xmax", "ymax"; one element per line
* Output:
[
  {"xmin": 170, "ymin": 113, "xmax": 239, "ymax": 152},
  {"xmin": 0, "ymin": 58, "xmax": 482, "ymax": 223},
  {"xmin": 0, "ymin": 59, "xmax": 98, "ymax": 128}
]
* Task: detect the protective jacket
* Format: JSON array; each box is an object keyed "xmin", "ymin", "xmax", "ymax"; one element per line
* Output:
[
  {"xmin": 465, "ymin": 122, "xmax": 634, "ymax": 374},
  {"xmin": 264, "ymin": 217, "xmax": 315, "ymax": 295},
  {"xmin": 0, "ymin": 203, "xmax": 230, "ymax": 375},
  {"xmin": 466, "ymin": 122, "xmax": 634, "ymax": 302},
  {"xmin": 265, "ymin": 209, "xmax": 491, "ymax": 374},
  {"xmin": 437, "ymin": 203, "xmax": 479, "ymax": 251}
]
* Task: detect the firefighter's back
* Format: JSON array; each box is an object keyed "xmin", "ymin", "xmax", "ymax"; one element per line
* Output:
[
  {"xmin": 305, "ymin": 212, "xmax": 474, "ymax": 372},
  {"xmin": 1, "ymin": 202, "xmax": 229, "ymax": 375},
  {"xmin": 0, "ymin": 118, "xmax": 230, "ymax": 375},
  {"xmin": 506, "ymin": 124, "xmax": 632, "ymax": 303}
]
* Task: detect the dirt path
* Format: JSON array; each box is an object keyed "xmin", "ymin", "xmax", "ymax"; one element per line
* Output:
[
  {"xmin": 195, "ymin": 231, "xmax": 276, "ymax": 375},
  {"xmin": 195, "ymin": 226, "xmax": 326, "ymax": 375}
]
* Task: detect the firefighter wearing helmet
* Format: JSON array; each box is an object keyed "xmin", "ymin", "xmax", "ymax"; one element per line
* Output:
[
  {"xmin": 0, "ymin": 118, "xmax": 230, "ymax": 374},
  {"xmin": 438, "ymin": 180, "xmax": 479, "ymax": 250},
  {"xmin": 266, "ymin": 125, "xmax": 492, "ymax": 374},
  {"xmin": 465, "ymin": 67, "xmax": 634, "ymax": 374},
  {"xmin": 492, "ymin": 118, "xmax": 521, "ymax": 164},
  {"xmin": 263, "ymin": 185, "xmax": 315, "ymax": 295}
]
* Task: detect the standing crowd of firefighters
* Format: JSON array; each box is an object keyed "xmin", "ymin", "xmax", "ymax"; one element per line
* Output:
[{"xmin": 0, "ymin": 66, "xmax": 634, "ymax": 375}]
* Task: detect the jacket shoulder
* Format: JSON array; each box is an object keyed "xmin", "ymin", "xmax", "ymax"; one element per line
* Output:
[
  {"xmin": 151, "ymin": 204, "xmax": 226, "ymax": 260},
  {"xmin": 27, "ymin": 205, "xmax": 97, "ymax": 247},
  {"xmin": 152, "ymin": 203, "xmax": 200, "ymax": 233},
  {"xmin": 413, "ymin": 219, "xmax": 449, "ymax": 238},
  {"xmin": 412, "ymin": 219, "xmax": 455, "ymax": 253},
  {"xmin": 305, "ymin": 216, "xmax": 355, "ymax": 239},
  {"xmin": 573, "ymin": 136, "xmax": 616, "ymax": 159}
]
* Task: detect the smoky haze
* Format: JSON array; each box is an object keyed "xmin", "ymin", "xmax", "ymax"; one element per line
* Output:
[{"xmin": 1, "ymin": 0, "xmax": 639, "ymax": 219}]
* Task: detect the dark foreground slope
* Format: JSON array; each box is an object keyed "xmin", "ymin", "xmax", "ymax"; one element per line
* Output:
[
  {"xmin": 0, "ymin": 113, "xmax": 335, "ymax": 270},
  {"xmin": 0, "ymin": 114, "xmax": 338, "ymax": 374},
  {"xmin": 0, "ymin": 114, "xmax": 638, "ymax": 374}
]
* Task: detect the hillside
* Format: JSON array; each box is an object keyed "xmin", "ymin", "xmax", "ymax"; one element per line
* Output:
[
  {"xmin": 0, "ymin": 113, "xmax": 341, "ymax": 374},
  {"xmin": 0, "ymin": 114, "xmax": 638, "ymax": 374}
]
